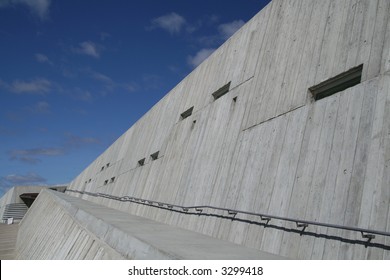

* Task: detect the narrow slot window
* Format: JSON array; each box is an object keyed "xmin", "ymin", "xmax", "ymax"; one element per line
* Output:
[
  {"xmin": 212, "ymin": 81, "xmax": 231, "ymax": 100},
  {"xmin": 150, "ymin": 151, "xmax": 159, "ymax": 161},
  {"xmin": 88, "ymin": 179, "xmax": 91, "ymax": 183},
  {"xmin": 101, "ymin": 166, "xmax": 104, "ymax": 171},
  {"xmin": 138, "ymin": 158, "xmax": 145, "ymax": 166},
  {"xmin": 180, "ymin": 106, "xmax": 194, "ymax": 120},
  {"xmin": 106, "ymin": 163, "xmax": 110, "ymax": 168},
  {"xmin": 309, "ymin": 64, "xmax": 363, "ymax": 101},
  {"xmin": 104, "ymin": 180, "xmax": 108, "ymax": 185},
  {"xmin": 110, "ymin": 177, "xmax": 115, "ymax": 183}
]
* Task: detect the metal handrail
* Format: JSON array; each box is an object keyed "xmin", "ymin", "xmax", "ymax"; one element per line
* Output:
[{"xmin": 66, "ymin": 189, "xmax": 390, "ymax": 243}]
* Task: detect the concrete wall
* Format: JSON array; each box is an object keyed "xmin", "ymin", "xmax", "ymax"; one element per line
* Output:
[
  {"xmin": 67, "ymin": 0, "xmax": 390, "ymax": 259},
  {"xmin": 16, "ymin": 190, "xmax": 125, "ymax": 260}
]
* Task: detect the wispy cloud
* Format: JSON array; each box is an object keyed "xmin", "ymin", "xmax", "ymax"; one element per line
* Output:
[
  {"xmin": 196, "ymin": 19, "xmax": 246, "ymax": 47},
  {"xmin": 149, "ymin": 12, "xmax": 186, "ymax": 35},
  {"xmin": 62, "ymin": 87, "xmax": 93, "ymax": 102},
  {"xmin": 72, "ymin": 41, "xmax": 101, "ymax": 58},
  {"xmin": 148, "ymin": 13, "xmax": 221, "ymax": 36},
  {"xmin": 185, "ymin": 14, "xmax": 220, "ymax": 34},
  {"xmin": 35, "ymin": 53, "xmax": 53, "ymax": 65},
  {"xmin": 8, "ymin": 148, "xmax": 63, "ymax": 164},
  {"xmin": 187, "ymin": 48, "xmax": 216, "ymax": 68},
  {"xmin": 5, "ymin": 101, "xmax": 51, "ymax": 122},
  {"xmin": 85, "ymin": 69, "xmax": 139, "ymax": 94},
  {"xmin": 8, "ymin": 133, "xmax": 101, "ymax": 164},
  {"xmin": 0, "ymin": 172, "xmax": 48, "ymax": 195},
  {"xmin": 0, "ymin": 172, "xmax": 47, "ymax": 188},
  {"xmin": 0, "ymin": 0, "xmax": 51, "ymax": 20},
  {"xmin": 90, "ymin": 71, "xmax": 113, "ymax": 84},
  {"xmin": 100, "ymin": 32, "xmax": 111, "ymax": 41},
  {"xmin": 29, "ymin": 101, "xmax": 50, "ymax": 114},
  {"xmin": 0, "ymin": 78, "xmax": 51, "ymax": 94},
  {"xmin": 123, "ymin": 82, "xmax": 138, "ymax": 93},
  {"xmin": 64, "ymin": 133, "xmax": 101, "ymax": 149},
  {"xmin": 187, "ymin": 19, "xmax": 244, "ymax": 69},
  {"xmin": 218, "ymin": 20, "xmax": 245, "ymax": 40}
]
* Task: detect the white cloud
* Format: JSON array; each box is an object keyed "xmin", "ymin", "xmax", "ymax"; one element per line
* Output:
[
  {"xmin": 0, "ymin": 0, "xmax": 51, "ymax": 20},
  {"xmin": 150, "ymin": 12, "xmax": 186, "ymax": 35},
  {"xmin": 218, "ymin": 20, "xmax": 245, "ymax": 40},
  {"xmin": 1, "ymin": 78, "xmax": 51, "ymax": 94},
  {"xmin": 35, "ymin": 53, "xmax": 53, "ymax": 65},
  {"xmin": 73, "ymin": 41, "xmax": 101, "ymax": 58},
  {"xmin": 187, "ymin": 48, "xmax": 216, "ymax": 68}
]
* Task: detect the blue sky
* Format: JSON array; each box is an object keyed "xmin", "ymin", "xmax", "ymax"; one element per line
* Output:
[{"xmin": 0, "ymin": 0, "xmax": 271, "ymax": 196}]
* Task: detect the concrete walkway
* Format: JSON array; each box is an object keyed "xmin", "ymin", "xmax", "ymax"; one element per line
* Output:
[
  {"xmin": 17, "ymin": 190, "xmax": 286, "ymax": 259},
  {"xmin": 0, "ymin": 223, "xmax": 18, "ymax": 260}
]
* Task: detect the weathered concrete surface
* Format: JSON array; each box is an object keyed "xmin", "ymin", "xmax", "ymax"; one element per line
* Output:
[
  {"xmin": 16, "ymin": 190, "xmax": 284, "ymax": 259},
  {"xmin": 64, "ymin": 0, "xmax": 390, "ymax": 259},
  {"xmin": 0, "ymin": 224, "xmax": 18, "ymax": 260}
]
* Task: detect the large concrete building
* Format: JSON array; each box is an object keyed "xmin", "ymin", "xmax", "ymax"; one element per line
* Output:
[{"xmin": 1, "ymin": 0, "xmax": 390, "ymax": 259}]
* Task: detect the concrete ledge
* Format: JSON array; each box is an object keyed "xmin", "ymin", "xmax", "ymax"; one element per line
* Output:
[{"xmin": 18, "ymin": 190, "xmax": 285, "ymax": 259}]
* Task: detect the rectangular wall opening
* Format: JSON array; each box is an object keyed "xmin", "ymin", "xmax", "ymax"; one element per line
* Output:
[
  {"xmin": 110, "ymin": 177, "xmax": 115, "ymax": 183},
  {"xmin": 180, "ymin": 106, "xmax": 194, "ymax": 120},
  {"xmin": 104, "ymin": 180, "xmax": 108, "ymax": 185},
  {"xmin": 150, "ymin": 151, "xmax": 159, "ymax": 161},
  {"xmin": 309, "ymin": 64, "xmax": 363, "ymax": 101},
  {"xmin": 212, "ymin": 81, "xmax": 231, "ymax": 100},
  {"xmin": 138, "ymin": 158, "xmax": 145, "ymax": 166}
]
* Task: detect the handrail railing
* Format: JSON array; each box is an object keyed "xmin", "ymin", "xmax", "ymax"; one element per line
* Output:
[{"xmin": 66, "ymin": 189, "xmax": 390, "ymax": 244}]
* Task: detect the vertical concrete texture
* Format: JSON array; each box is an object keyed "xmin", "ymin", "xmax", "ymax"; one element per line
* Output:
[
  {"xmin": 63, "ymin": 0, "xmax": 390, "ymax": 259},
  {"xmin": 0, "ymin": 224, "xmax": 18, "ymax": 259},
  {"xmin": 8, "ymin": 0, "xmax": 390, "ymax": 259},
  {"xmin": 16, "ymin": 190, "xmax": 125, "ymax": 260}
]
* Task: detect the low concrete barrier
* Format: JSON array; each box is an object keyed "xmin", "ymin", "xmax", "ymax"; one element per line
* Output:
[{"xmin": 15, "ymin": 189, "xmax": 284, "ymax": 259}]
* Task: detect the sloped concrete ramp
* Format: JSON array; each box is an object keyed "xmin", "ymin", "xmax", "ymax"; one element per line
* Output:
[{"xmin": 16, "ymin": 190, "xmax": 285, "ymax": 259}]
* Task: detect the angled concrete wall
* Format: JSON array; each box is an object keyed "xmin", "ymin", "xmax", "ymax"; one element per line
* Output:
[
  {"xmin": 16, "ymin": 190, "xmax": 125, "ymax": 260},
  {"xmin": 65, "ymin": 0, "xmax": 390, "ymax": 259}
]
